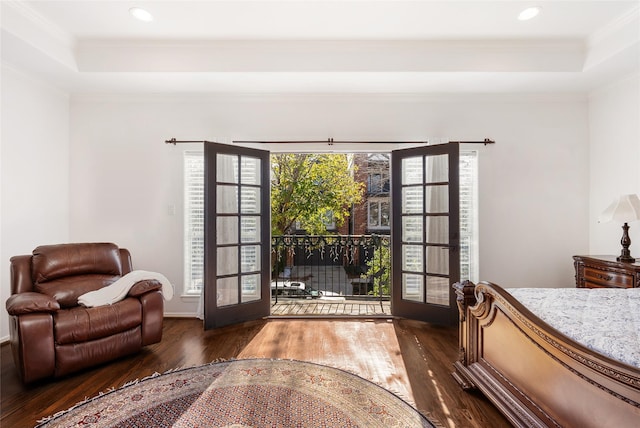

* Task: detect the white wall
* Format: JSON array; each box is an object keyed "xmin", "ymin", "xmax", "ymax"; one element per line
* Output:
[
  {"xmin": 588, "ymin": 73, "xmax": 640, "ymax": 255},
  {"xmin": 69, "ymin": 93, "xmax": 590, "ymax": 317},
  {"xmin": 1, "ymin": 65, "xmax": 70, "ymax": 340}
]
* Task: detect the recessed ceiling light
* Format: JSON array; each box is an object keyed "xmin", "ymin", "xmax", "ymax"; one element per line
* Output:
[
  {"xmin": 129, "ymin": 7, "xmax": 154, "ymax": 22},
  {"xmin": 518, "ymin": 6, "xmax": 541, "ymax": 21}
]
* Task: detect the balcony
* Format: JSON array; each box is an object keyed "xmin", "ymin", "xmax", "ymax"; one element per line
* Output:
[{"xmin": 271, "ymin": 234, "xmax": 391, "ymax": 316}]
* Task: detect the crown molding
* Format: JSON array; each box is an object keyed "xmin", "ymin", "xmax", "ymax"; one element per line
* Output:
[
  {"xmin": 588, "ymin": 4, "xmax": 640, "ymax": 48},
  {"xmin": 2, "ymin": 0, "xmax": 75, "ymax": 47}
]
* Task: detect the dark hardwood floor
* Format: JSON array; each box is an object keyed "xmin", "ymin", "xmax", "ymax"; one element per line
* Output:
[{"xmin": 1, "ymin": 317, "xmax": 510, "ymax": 427}]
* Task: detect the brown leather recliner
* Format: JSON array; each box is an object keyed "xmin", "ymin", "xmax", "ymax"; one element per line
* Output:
[{"xmin": 6, "ymin": 243, "xmax": 164, "ymax": 383}]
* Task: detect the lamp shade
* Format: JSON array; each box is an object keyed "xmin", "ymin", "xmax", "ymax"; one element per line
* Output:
[{"xmin": 599, "ymin": 194, "xmax": 640, "ymax": 223}]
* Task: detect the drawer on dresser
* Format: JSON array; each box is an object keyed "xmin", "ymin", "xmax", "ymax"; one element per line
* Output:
[{"xmin": 583, "ymin": 266, "xmax": 634, "ymax": 288}]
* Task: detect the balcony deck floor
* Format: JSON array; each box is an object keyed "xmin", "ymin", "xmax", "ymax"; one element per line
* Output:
[{"xmin": 270, "ymin": 299, "xmax": 391, "ymax": 316}]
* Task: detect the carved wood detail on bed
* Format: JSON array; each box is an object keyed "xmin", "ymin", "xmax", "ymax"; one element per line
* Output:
[{"xmin": 452, "ymin": 280, "xmax": 640, "ymax": 428}]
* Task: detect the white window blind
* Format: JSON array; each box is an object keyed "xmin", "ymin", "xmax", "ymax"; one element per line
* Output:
[
  {"xmin": 184, "ymin": 151, "xmax": 204, "ymax": 295},
  {"xmin": 459, "ymin": 151, "xmax": 479, "ymax": 283}
]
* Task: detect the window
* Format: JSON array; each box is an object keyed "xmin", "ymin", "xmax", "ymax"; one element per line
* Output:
[
  {"xmin": 368, "ymin": 173, "xmax": 390, "ymax": 194},
  {"xmin": 366, "ymin": 154, "xmax": 390, "ymax": 194},
  {"xmin": 322, "ymin": 210, "xmax": 336, "ymax": 230},
  {"xmin": 184, "ymin": 151, "xmax": 204, "ymax": 295},
  {"xmin": 459, "ymin": 151, "xmax": 478, "ymax": 283},
  {"xmin": 368, "ymin": 199, "xmax": 390, "ymax": 229}
]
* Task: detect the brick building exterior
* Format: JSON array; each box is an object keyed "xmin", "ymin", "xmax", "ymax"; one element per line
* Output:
[{"xmin": 336, "ymin": 153, "xmax": 390, "ymax": 237}]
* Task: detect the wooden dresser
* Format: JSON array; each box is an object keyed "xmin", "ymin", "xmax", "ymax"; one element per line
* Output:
[{"xmin": 573, "ymin": 255, "xmax": 640, "ymax": 288}]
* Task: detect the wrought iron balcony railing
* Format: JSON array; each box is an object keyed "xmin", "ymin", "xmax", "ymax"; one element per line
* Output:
[{"xmin": 271, "ymin": 234, "xmax": 390, "ymax": 301}]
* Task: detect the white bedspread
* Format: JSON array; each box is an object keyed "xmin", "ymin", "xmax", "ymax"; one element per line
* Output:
[
  {"xmin": 78, "ymin": 270, "xmax": 174, "ymax": 307},
  {"xmin": 507, "ymin": 287, "xmax": 640, "ymax": 369}
]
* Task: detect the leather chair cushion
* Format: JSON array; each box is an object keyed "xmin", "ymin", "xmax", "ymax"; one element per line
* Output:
[
  {"xmin": 35, "ymin": 274, "xmax": 120, "ymax": 308},
  {"xmin": 55, "ymin": 328, "xmax": 142, "ymax": 378},
  {"xmin": 32, "ymin": 243, "xmax": 122, "ymax": 284},
  {"xmin": 54, "ymin": 298, "xmax": 142, "ymax": 345}
]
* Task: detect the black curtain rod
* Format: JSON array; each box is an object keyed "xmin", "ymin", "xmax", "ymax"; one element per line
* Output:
[
  {"xmin": 233, "ymin": 138, "xmax": 495, "ymax": 145},
  {"xmin": 165, "ymin": 138, "xmax": 215, "ymax": 145},
  {"xmin": 450, "ymin": 139, "xmax": 495, "ymax": 145},
  {"xmin": 166, "ymin": 138, "xmax": 496, "ymax": 146}
]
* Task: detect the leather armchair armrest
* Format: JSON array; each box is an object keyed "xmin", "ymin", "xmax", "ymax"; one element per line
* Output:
[
  {"xmin": 140, "ymin": 291, "xmax": 163, "ymax": 346},
  {"xmin": 6, "ymin": 293, "xmax": 60, "ymax": 315},
  {"xmin": 9, "ymin": 313, "xmax": 56, "ymax": 382},
  {"xmin": 127, "ymin": 279, "xmax": 162, "ymax": 298}
]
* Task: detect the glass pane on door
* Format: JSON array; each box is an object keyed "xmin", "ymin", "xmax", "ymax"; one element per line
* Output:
[
  {"xmin": 241, "ymin": 157, "xmax": 261, "ymax": 185},
  {"xmin": 402, "ymin": 273, "xmax": 423, "ymax": 302},
  {"xmin": 241, "ymin": 188, "xmax": 261, "ymax": 213},
  {"xmin": 241, "ymin": 217, "xmax": 260, "ymax": 242},
  {"xmin": 242, "ymin": 274, "xmax": 261, "ymax": 303},
  {"xmin": 426, "ymin": 276, "xmax": 449, "ymax": 305},
  {"xmin": 425, "ymin": 217, "xmax": 448, "ymax": 244},
  {"xmin": 426, "ymin": 246, "xmax": 449, "ymax": 275},
  {"xmin": 425, "ymin": 185, "xmax": 448, "ymax": 213},
  {"xmin": 217, "ymin": 277, "xmax": 239, "ymax": 306},
  {"xmin": 402, "ymin": 157, "xmax": 423, "ymax": 184},
  {"xmin": 217, "ymin": 247, "xmax": 238, "ymax": 276},
  {"xmin": 425, "ymin": 154, "xmax": 448, "ymax": 183},
  {"xmin": 402, "ymin": 217, "xmax": 422, "ymax": 241},
  {"xmin": 402, "ymin": 187, "xmax": 423, "ymax": 213},
  {"xmin": 217, "ymin": 154, "xmax": 238, "ymax": 183},
  {"xmin": 217, "ymin": 185, "xmax": 238, "ymax": 213},
  {"xmin": 402, "ymin": 245, "xmax": 423, "ymax": 272},
  {"xmin": 241, "ymin": 245, "xmax": 260, "ymax": 272},
  {"xmin": 217, "ymin": 217, "xmax": 238, "ymax": 245}
]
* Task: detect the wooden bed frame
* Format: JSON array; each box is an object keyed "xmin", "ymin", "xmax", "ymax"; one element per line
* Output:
[{"xmin": 452, "ymin": 280, "xmax": 640, "ymax": 428}]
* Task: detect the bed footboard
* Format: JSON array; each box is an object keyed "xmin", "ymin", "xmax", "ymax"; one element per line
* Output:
[{"xmin": 452, "ymin": 280, "xmax": 640, "ymax": 428}]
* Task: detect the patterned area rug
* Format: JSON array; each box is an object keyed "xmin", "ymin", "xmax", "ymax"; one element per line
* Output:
[{"xmin": 37, "ymin": 358, "xmax": 436, "ymax": 427}]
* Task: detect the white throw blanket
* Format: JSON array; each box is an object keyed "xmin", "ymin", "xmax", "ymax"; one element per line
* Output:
[{"xmin": 78, "ymin": 270, "xmax": 174, "ymax": 307}]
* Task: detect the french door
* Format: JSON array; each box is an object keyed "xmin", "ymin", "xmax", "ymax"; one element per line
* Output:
[
  {"xmin": 203, "ymin": 143, "xmax": 271, "ymax": 329},
  {"xmin": 202, "ymin": 142, "xmax": 459, "ymax": 328},
  {"xmin": 391, "ymin": 143, "xmax": 460, "ymax": 325}
]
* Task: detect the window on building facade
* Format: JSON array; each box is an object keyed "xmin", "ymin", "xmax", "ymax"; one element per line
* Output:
[
  {"xmin": 368, "ymin": 173, "xmax": 391, "ymax": 194},
  {"xmin": 366, "ymin": 154, "xmax": 390, "ymax": 195},
  {"xmin": 368, "ymin": 199, "xmax": 390, "ymax": 229}
]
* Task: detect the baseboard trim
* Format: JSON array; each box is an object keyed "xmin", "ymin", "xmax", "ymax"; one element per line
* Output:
[
  {"xmin": 164, "ymin": 312, "xmax": 200, "ymax": 318},
  {"xmin": 1, "ymin": 335, "xmax": 9, "ymax": 344}
]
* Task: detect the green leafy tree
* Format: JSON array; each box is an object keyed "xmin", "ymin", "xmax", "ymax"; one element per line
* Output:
[
  {"xmin": 362, "ymin": 242, "xmax": 390, "ymax": 296},
  {"xmin": 271, "ymin": 154, "xmax": 364, "ymax": 235}
]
